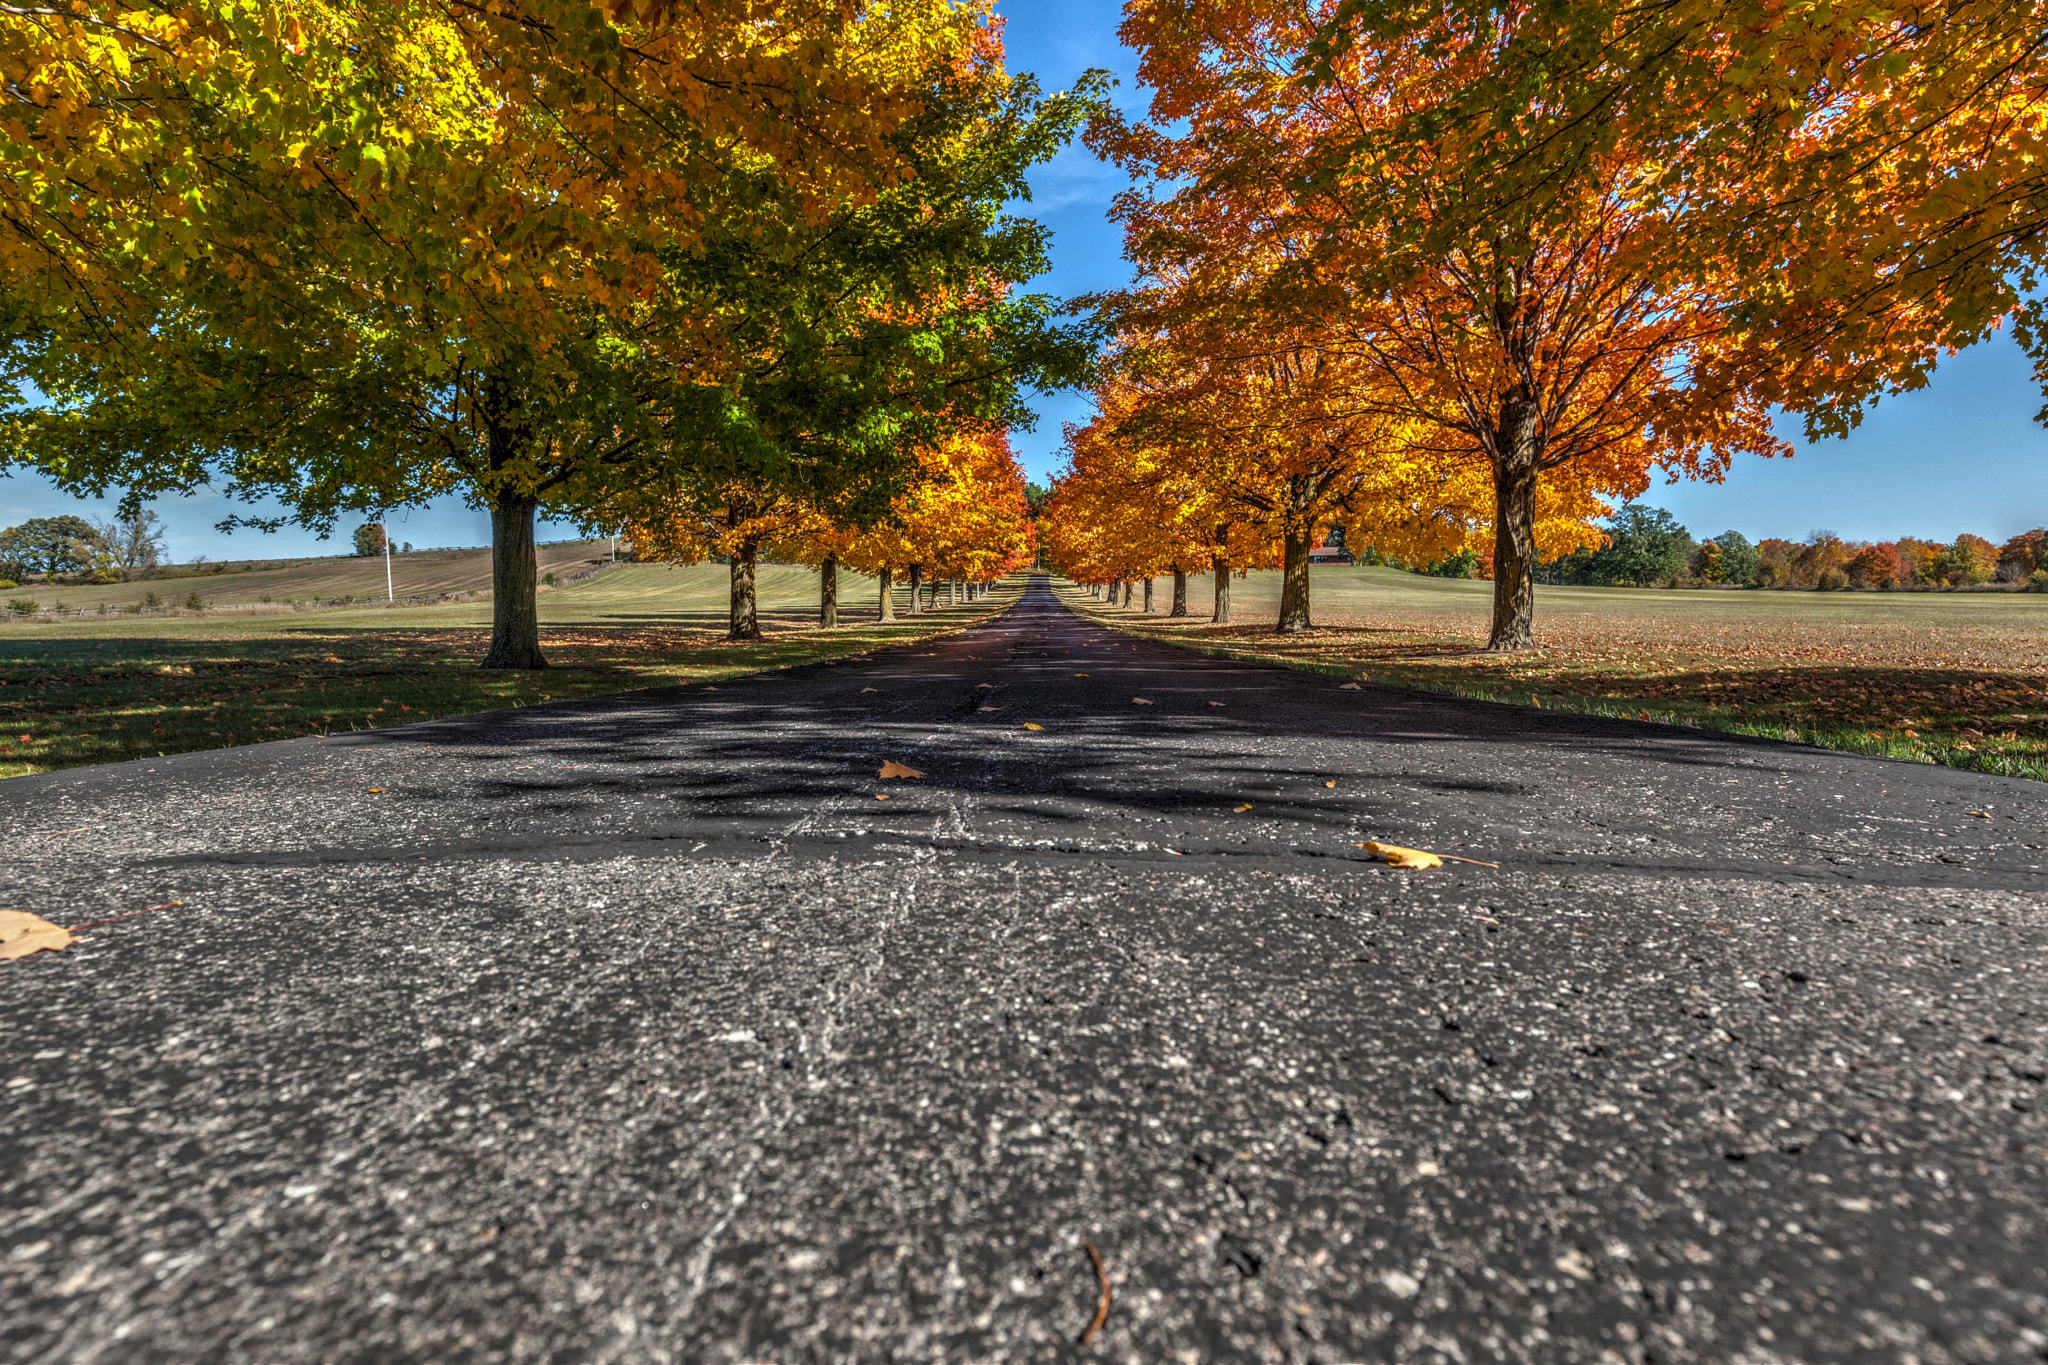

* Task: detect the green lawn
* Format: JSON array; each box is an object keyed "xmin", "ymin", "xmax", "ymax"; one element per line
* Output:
[
  {"xmin": 0, "ymin": 563, "xmax": 1008, "ymax": 780},
  {"xmin": 1070, "ymin": 567, "xmax": 2048, "ymax": 780}
]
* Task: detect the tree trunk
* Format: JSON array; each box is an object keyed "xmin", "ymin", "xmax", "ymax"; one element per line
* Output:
[
  {"xmin": 1123, "ymin": 581, "xmax": 1133, "ymax": 608},
  {"xmin": 1488, "ymin": 453, "xmax": 1540, "ymax": 649},
  {"xmin": 1171, "ymin": 566, "xmax": 1188, "ymax": 617},
  {"xmin": 481, "ymin": 490, "xmax": 547, "ymax": 669},
  {"xmin": 820, "ymin": 556, "xmax": 838, "ymax": 627},
  {"xmin": 907, "ymin": 563, "xmax": 923, "ymax": 614},
  {"xmin": 1212, "ymin": 555, "xmax": 1231, "ymax": 624},
  {"xmin": 878, "ymin": 565, "xmax": 895, "ymax": 621},
  {"xmin": 1142, "ymin": 577, "xmax": 1153, "ymax": 612},
  {"xmin": 1276, "ymin": 526, "xmax": 1313, "ymax": 632},
  {"xmin": 729, "ymin": 537, "xmax": 760, "ymax": 641}
]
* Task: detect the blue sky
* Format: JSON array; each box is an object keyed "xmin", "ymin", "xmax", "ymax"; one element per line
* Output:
[{"xmin": 3, "ymin": 1, "xmax": 2045, "ymax": 559}]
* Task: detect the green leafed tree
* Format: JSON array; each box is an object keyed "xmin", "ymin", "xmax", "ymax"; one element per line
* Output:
[
  {"xmin": 3, "ymin": 0, "xmax": 1040, "ymax": 670},
  {"xmin": 0, "ymin": 515, "xmax": 103, "ymax": 577}
]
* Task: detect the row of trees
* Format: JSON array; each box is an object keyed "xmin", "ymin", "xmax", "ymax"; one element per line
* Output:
[
  {"xmin": 1543, "ymin": 510, "xmax": 2048, "ymax": 591},
  {"xmin": 0, "ymin": 2, "xmax": 1088, "ymax": 664},
  {"xmin": 1041, "ymin": 0, "xmax": 2048, "ymax": 644}
]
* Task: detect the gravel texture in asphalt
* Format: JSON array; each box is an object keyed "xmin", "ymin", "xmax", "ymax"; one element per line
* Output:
[{"xmin": 4, "ymin": 574, "xmax": 2047, "ymax": 1365}]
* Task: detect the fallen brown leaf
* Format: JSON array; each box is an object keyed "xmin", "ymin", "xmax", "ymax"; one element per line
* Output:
[
  {"xmin": 0, "ymin": 911, "xmax": 72, "ymax": 960},
  {"xmin": 861, "ymin": 687, "xmax": 880, "ymax": 693},
  {"xmin": 1132, "ymin": 697, "xmax": 1154, "ymax": 705},
  {"xmin": 1233, "ymin": 803, "xmax": 1253, "ymax": 813},
  {"xmin": 1338, "ymin": 682, "xmax": 1360, "ymax": 690},
  {"xmin": 874, "ymin": 793, "xmax": 891, "ymax": 800},
  {"xmin": 1207, "ymin": 701, "xmax": 1225, "ymax": 707},
  {"xmin": 879, "ymin": 761, "xmax": 925, "ymax": 779},
  {"xmin": 1323, "ymin": 780, "xmax": 1337, "ymax": 788},
  {"xmin": 979, "ymin": 705, "xmax": 1005, "ymax": 712}
]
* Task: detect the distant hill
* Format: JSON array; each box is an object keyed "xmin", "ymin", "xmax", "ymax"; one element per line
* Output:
[{"xmin": 9, "ymin": 541, "xmax": 614, "ymax": 612}]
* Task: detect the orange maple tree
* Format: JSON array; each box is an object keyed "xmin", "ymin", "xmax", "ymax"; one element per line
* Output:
[{"xmin": 1100, "ymin": 0, "xmax": 1787, "ymax": 648}]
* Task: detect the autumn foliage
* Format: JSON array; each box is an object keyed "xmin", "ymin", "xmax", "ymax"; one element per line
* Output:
[{"xmin": 1041, "ymin": 0, "xmax": 2048, "ymax": 647}]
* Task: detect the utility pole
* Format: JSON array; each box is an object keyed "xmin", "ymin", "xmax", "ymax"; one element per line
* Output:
[{"xmin": 383, "ymin": 515, "xmax": 394, "ymax": 603}]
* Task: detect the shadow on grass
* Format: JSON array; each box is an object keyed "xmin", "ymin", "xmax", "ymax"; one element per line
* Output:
[
  {"xmin": 1072, "ymin": 598, "xmax": 2048, "ymax": 783},
  {"xmin": 0, "ymin": 595, "xmax": 1013, "ymax": 779}
]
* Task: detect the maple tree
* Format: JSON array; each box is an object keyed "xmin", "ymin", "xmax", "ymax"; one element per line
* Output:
[
  {"xmin": 1100, "ymin": 0, "xmax": 1795, "ymax": 649},
  {"xmin": 4, "ymin": 1, "xmax": 1078, "ymax": 666},
  {"xmin": 1307, "ymin": 0, "xmax": 2048, "ymax": 436},
  {"xmin": 829, "ymin": 429, "xmax": 1036, "ymax": 620}
]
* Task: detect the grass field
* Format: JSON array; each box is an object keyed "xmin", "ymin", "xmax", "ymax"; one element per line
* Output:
[
  {"xmin": 0, "ymin": 562, "xmax": 1006, "ymax": 780},
  {"xmin": 1068, "ymin": 567, "xmax": 2048, "ymax": 780},
  {"xmin": 1, "ymin": 540, "xmax": 613, "ymax": 615}
]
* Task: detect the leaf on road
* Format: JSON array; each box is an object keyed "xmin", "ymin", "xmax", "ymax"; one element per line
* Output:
[
  {"xmin": 1207, "ymin": 701, "xmax": 1225, "ymax": 707},
  {"xmin": 861, "ymin": 687, "xmax": 880, "ymax": 693},
  {"xmin": 1233, "ymin": 803, "xmax": 1252, "ymax": 813},
  {"xmin": 1361, "ymin": 841, "xmax": 1443, "ymax": 869},
  {"xmin": 0, "ymin": 911, "xmax": 72, "ymax": 960},
  {"xmin": 874, "ymin": 793, "xmax": 891, "ymax": 800},
  {"xmin": 1132, "ymin": 697, "xmax": 1154, "ymax": 705},
  {"xmin": 1338, "ymin": 682, "xmax": 1360, "ymax": 690},
  {"xmin": 1022, "ymin": 723, "xmax": 1045, "ymax": 731},
  {"xmin": 367, "ymin": 787, "xmax": 385, "ymax": 793},
  {"xmin": 1355, "ymin": 841, "xmax": 1501, "ymax": 870},
  {"xmin": 1968, "ymin": 810, "xmax": 1990, "ymax": 818},
  {"xmin": 977, "ymin": 683, "xmax": 994, "ymax": 689},
  {"xmin": 879, "ymin": 761, "xmax": 925, "ymax": 779},
  {"xmin": 1073, "ymin": 673, "xmax": 1090, "ymax": 678},
  {"xmin": 978, "ymin": 705, "xmax": 1005, "ymax": 712},
  {"xmin": 1324, "ymin": 780, "xmax": 1336, "ymax": 788}
]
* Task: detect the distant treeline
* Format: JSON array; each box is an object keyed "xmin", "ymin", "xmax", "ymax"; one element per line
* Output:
[
  {"xmin": 1340, "ymin": 509, "xmax": 2048, "ymax": 591},
  {"xmin": 1539, "ymin": 509, "xmax": 2048, "ymax": 590}
]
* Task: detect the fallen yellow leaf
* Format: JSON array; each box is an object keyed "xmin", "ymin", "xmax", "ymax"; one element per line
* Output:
[
  {"xmin": 367, "ymin": 788, "xmax": 385, "ymax": 793},
  {"xmin": 0, "ymin": 911, "xmax": 72, "ymax": 960},
  {"xmin": 1132, "ymin": 697, "xmax": 1154, "ymax": 705},
  {"xmin": 1362, "ymin": 841, "xmax": 1443, "ymax": 869},
  {"xmin": 1968, "ymin": 810, "xmax": 1991, "ymax": 818},
  {"xmin": 1233, "ymin": 803, "xmax": 1252, "ymax": 813},
  {"xmin": 875, "ymin": 793, "xmax": 891, "ymax": 800},
  {"xmin": 861, "ymin": 687, "xmax": 880, "ymax": 693},
  {"xmin": 1324, "ymin": 780, "xmax": 1337, "ymax": 788},
  {"xmin": 879, "ymin": 761, "xmax": 924, "ymax": 779},
  {"xmin": 1022, "ymin": 723, "xmax": 1045, "ymax": 731},
  {"xmin": 1074, "ymin": 673, "xmax": 1090, "ymax": 678}
]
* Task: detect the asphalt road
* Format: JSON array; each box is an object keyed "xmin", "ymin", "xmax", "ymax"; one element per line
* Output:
[{"xmin": 5, "ymin": 573, "xmax": 2046, "ymax": 1365}]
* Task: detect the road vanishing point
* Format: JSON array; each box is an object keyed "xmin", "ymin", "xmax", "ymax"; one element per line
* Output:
[{"xmin": 5, "ymin": 574, "xmax": 2046, "ymax": 1364}]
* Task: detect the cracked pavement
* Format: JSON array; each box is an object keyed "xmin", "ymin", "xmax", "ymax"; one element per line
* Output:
[{"xmin": 4, "ymin": 573, "xmax": 2046, "ymax": 1364}]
